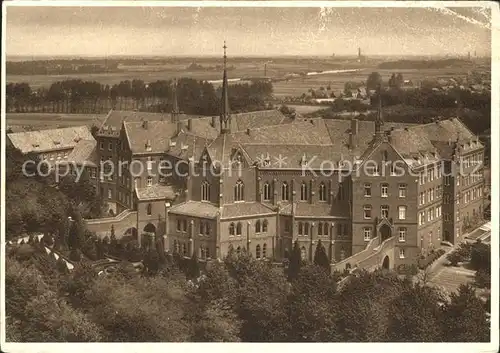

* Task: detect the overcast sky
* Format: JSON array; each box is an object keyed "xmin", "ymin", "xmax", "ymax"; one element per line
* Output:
[{"xmin": 5, "ymin": 4, "xmax": 492, "ymax": 57}]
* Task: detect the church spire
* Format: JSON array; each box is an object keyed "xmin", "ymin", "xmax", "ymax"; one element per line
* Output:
[
  {"xmin": 220, "ymin": 41, "xmax": 231, "ymax": 134},
  {"xmin": 374, "ymin": 83, "xmax": 384, "ymax": 138},
  {"xmin": 171, "ymin": 78, "xmax": 179, "ymax": 122}
]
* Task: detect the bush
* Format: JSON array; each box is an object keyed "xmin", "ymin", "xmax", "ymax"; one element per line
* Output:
[
  {"xmin": 474, "ymin": 268, "xmax": 491, "ymax": 289},
  {"xmin": 41, "ymin": 234, "xmax": 54, "ymax": 247},
  {"xmin": 397, "ymin": 263, "xmax": 419, "ymax": 275},
  {"xmin": 69, "ymin": 248, "xmax": 82, "ymax": 262},
  {"xmin": 446, "ymin": 251, "xmax": 464, "ymax": 266},
  {"xmin": 418, "ymin": 249, "xmax": 445, "ymax": 269}
]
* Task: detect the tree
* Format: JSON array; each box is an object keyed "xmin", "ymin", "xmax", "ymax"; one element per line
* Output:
[
  {"xmin": 470, "ymin": 241, "xmax": 490, "ymax": 272},
  {"xmin": 288, "ymin": 241, "xmax": 302, "ymax": 281},
  {"xmin": 442, "ymin": 284, "xmax": 490, "ymax": 342},
  {"xmin": 313, "ymin": 240, "xmax": 330, "ymax": 271},
  {"xmin": 366, "ymin": 72, "xmax": 382, "ymax": 91},
  {"xmin": 186, "ymin": 253, "xmax": 201, "ymax": 280}
]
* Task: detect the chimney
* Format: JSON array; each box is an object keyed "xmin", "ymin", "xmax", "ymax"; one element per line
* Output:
[
  {"xmin": 348, "ymin": 132, "xmax": 355, "ymax": 150},
  {"xmin": 187, "ymin": 119, "xmax": 193, "ymax": 131},
  {"xmin": 142, "ymin": 120, "xmax": 148, "ymax": 129},
  {"xmin": 351, "ymin": 118, "xmax": 359, "ymax": 135}
]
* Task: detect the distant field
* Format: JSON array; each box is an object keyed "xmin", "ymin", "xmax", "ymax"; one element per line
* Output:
[
  {"xmin": 6, "ymin": 113, "xmax": 105, "ymax": 131},
  {"xmin": 7, "ymin": 63, "xmax": 476, "ymax": 99},
  {"xmin": 285, "ymin": 104, "xmax": 327, "ymax": 114}
]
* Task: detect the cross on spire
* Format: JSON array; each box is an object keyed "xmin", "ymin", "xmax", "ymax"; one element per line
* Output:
[{"xmin": 223, "ymin": 41, "xmax": 227, "ymax": 66}]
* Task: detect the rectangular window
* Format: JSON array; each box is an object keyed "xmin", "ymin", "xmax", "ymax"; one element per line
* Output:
[
  {"xmin": 398, "ymin": 206, "xmax": 407, "ymax": 220},
  {"xmin": 381, "ymin": 205, "xmax": 389, "ymax": 219},
  {"xmin": 419, "ymin": 192, "xmax": 424, "ymax": 205},
  {"xmin": 336, "ymin": 223, "xmax": 342, "ymax": 238},
  {"xmin": 398, "ymin": 184, "xmax": 407, "ymax": 198},
  {"xmin": 177, "ymin": 219, "xmax": 181, "ymax": 231},
  {"xmin": 399, "ymin": 248, "xmax": 405, "ymax": 259},
  {"xmin": 398, "ymin": 228, "xmax": 406, "ymax": 242},
  {"xmin": 381, "ymin": 184, "xmax": 388, "ymax": 198},
  {"xmin": 363, "ymin": 228, "xmax": 371, "ymax": 242},
  {"xmin": 100, "ymin": 142, "xmax": 104, "ymax": 150},
  {"xmin": 363, "ymin": 205, "xmax": 372, "ymax": 219},
  {"xmin": 427, "ymin": 209, "xmax": 432, "ymax": 222},
  {"xmin": 108, "ymin": 189, "xmax": 112, "ymax": 199},
  {"xmin": 364, "ymin": 183, "xmax": 371, "ymax": 197},
  {"xmin": 419, "ymin": 212, "xmax": 424, "ymax": 225},
  {"xmin": 147, "ymin": 156, "xmax": 153, "ymax": 170},
  {"xmin": 108, "ymin": 142, "xmax": 113, "ymax": 151},
  {"xmin": 284, "ymin": 220, "xmax": 291, "ymax": 233}
]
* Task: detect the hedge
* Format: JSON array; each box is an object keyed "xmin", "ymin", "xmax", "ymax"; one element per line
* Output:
[{"xmin": 417, "ymin": 249, "xmax": 446, "ymax": 270}]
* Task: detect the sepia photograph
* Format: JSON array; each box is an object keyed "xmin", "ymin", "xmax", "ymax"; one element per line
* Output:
[{"xmin": 1, "ymin": 0, "xmax": 498, "ymax": 350}]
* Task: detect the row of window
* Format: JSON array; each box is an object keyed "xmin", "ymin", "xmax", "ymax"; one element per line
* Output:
[
  {"xmin": 464, "ymin": 187, "xmax": 483, "ymax": 203},
  {"xmin": 172, "ymin": 240, "xmax": 211, "ymax": 260},
  {"xmin": 229, "ymin": 220, "xmax": 269, "ymax": 236},
  {"xmin": 364, "ymin": 183, "xmax": 407, "ymax": 198},
  {"xmin": 263, "ymin": 181, "xmax": 333, "ymax": 202},
  {"xmin": 99, "ymin": 141, "xmax": 121, "ymax": 152},
  {"xmin": 363, "ymin": 205, "xmax": 407, "ymax": 220},
  {"xmin": 462, "ymin": 173, "xmax": 482, "ymax": 187},
  {"xmin": 461, "ymin": 153, "xmax": 483, "ymax": 168},
  {"xmin": 419, "ymin": 185, "xmax": 442, "ymax": 205},
  {"xmin": 418, "ymin": 165, "xmax": 442, "ymax": 185},
  {"xmin": 418, "ymin": 206, "xmax": 442, "ymax": 225},
  {"xmin": 362, "ymin": 227, "xmax": 407, "ymax": 242},
  {"xmin": 297, "ymin": 222, "xmax": 348, "ymax": 237}
]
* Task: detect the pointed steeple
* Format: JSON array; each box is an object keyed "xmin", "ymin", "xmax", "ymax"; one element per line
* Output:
[
  {"xmin": 220, "ymin": 41, "xmax": 231, "ymax": 134},
  {"xmin": 171, "ymin": 78, "xmax": 180, "ymax": 123},
  {"xmin": 374, "ymin": 83, "xmax": 384, "ymax": 138}
]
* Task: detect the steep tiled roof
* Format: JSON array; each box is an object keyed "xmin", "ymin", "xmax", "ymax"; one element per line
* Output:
[
  {"xmin": 206, "ymin": 133, "xmax": 240, "ymax": 166},
  {"xmin": 232, "ymin": 110, "xmax": 287, "ymax": 131},
  {"xmin": 221, "ymin": 202, "xmax": 275, "ymax": 219},
  {"xmin": 233, "ymin": 119, "xmax": 333, "ymax": 145},
  {"xmin": 7, "ymin": 126, "xmax": 94, "ymax": 154},
  {"xmin": 241, "ymin": 144, "xmax": 344, "ymax": 169},
  {"xmin": 408, "ymin": 118, "xmax": 475, "ymax": 143},
  {"xmin": 135, "ymin": 185, "xmax": 177, "ymax": 201},
  {"xmin": 169, "ymin": 201, "xmax": 219, "ymax": 218},
  {"xmin": 98, "ymin": 110, "xmax": 200, "ymax": 136},
  {"xmin": 123, "ymin": 121, "xmax": 178, "ymax": 154},
  {"xmin": 168, "ymin": 132, "xmax": 213, "ymax": 161},
  {"xmin": 64, "ymin": 139, "xmax": 98, "ymax": 167}
]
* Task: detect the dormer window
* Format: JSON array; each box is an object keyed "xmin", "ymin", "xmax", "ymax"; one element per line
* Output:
[{"xmin": 32, "ymin": 143, "xmax": 40, "ymax": 148}]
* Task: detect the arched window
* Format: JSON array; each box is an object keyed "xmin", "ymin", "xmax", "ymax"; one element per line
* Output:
[
  {"xmin": 298, "ymin": 222, "xmax": 303, "ymax": 235},
  {"xmin": 229, "ymin": 222, "xmax": 235, "ymax": 236},
  {"xmin": 236, "ymin": 246, "xmax": 241, "ymax": 255},
  {"xmin": 263, "ymin": 182, "xmax": 271, "ymax": 201},
  {"xmin": 318, "ymin": 222, "xmax": 323, "ymax": 235},
  {"xmin": 201, "ymin": 180, "xmax": 210, "ymax": 201},
  {"xmin": 146, "ymin": 203, "xmax": 152, "ymax": 216},
  {"xmin": 300, "ymin": 182, "xmax": 308, "ymax": 201},
  {"xmin": 205, "ymin": 223, "xmax": 210, "ymax": 236},
  {"xmin": 182, "ymin": 243, "xmax": 187, "ymax": 256},
  {"xmin": 234, "ymin": 180, "xmax": 244, "ymax": 201},
  {"xmin": 282, "ymin": 182, "xmax": 289, "ymax": 201},
  {"xmin": 319, "ymin": 182, "xmax": 327, "ymax": 201},
  {"xmin": 323, "ymin": 223, "xmax": 329, "ymax": 236},
  {"xmin": 262, "ymin": 220, "xmax": 268, "ymax": 233},
  {"xmin": 256, "ymin": 244, "xmax": 261, "ymax": 259},
  {"xmin": 300, "ymin": 246, "xmax": 306, "ymax": 260},
  {"xmin": 255, "ymin": 220, "xmax": 261, "ymax": 233},
  {"xmin": 236, "ymin": 222, "xmax": 242, "ymax": 236},
  {"xmin": 304, "ymin": 222, "xmax": 310, "ymax": 235},
  {"xmin": 263, "ymin": 244, "xmax": 267, "ymax": 258}
]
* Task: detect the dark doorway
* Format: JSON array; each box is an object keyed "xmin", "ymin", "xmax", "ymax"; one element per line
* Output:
[
  {"xmin": 382, "ymin": 256, "xmax": 390, "ymax": 269},
  {"xmin": 380, "ymin": 224, "xmax": 391, "ymax": 242},
  {"xmin": 443, "ymin": 230, "xmax": 451, "ymax": 242},
  {"xmin": 143, "ymin": 223, "xmax": 156, "ymax": 234}
]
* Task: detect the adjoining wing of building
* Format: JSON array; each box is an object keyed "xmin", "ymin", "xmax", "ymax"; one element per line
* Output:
[{"xmin": 7, "ymin": 46, "xmax": 486, "ymax": 271}]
